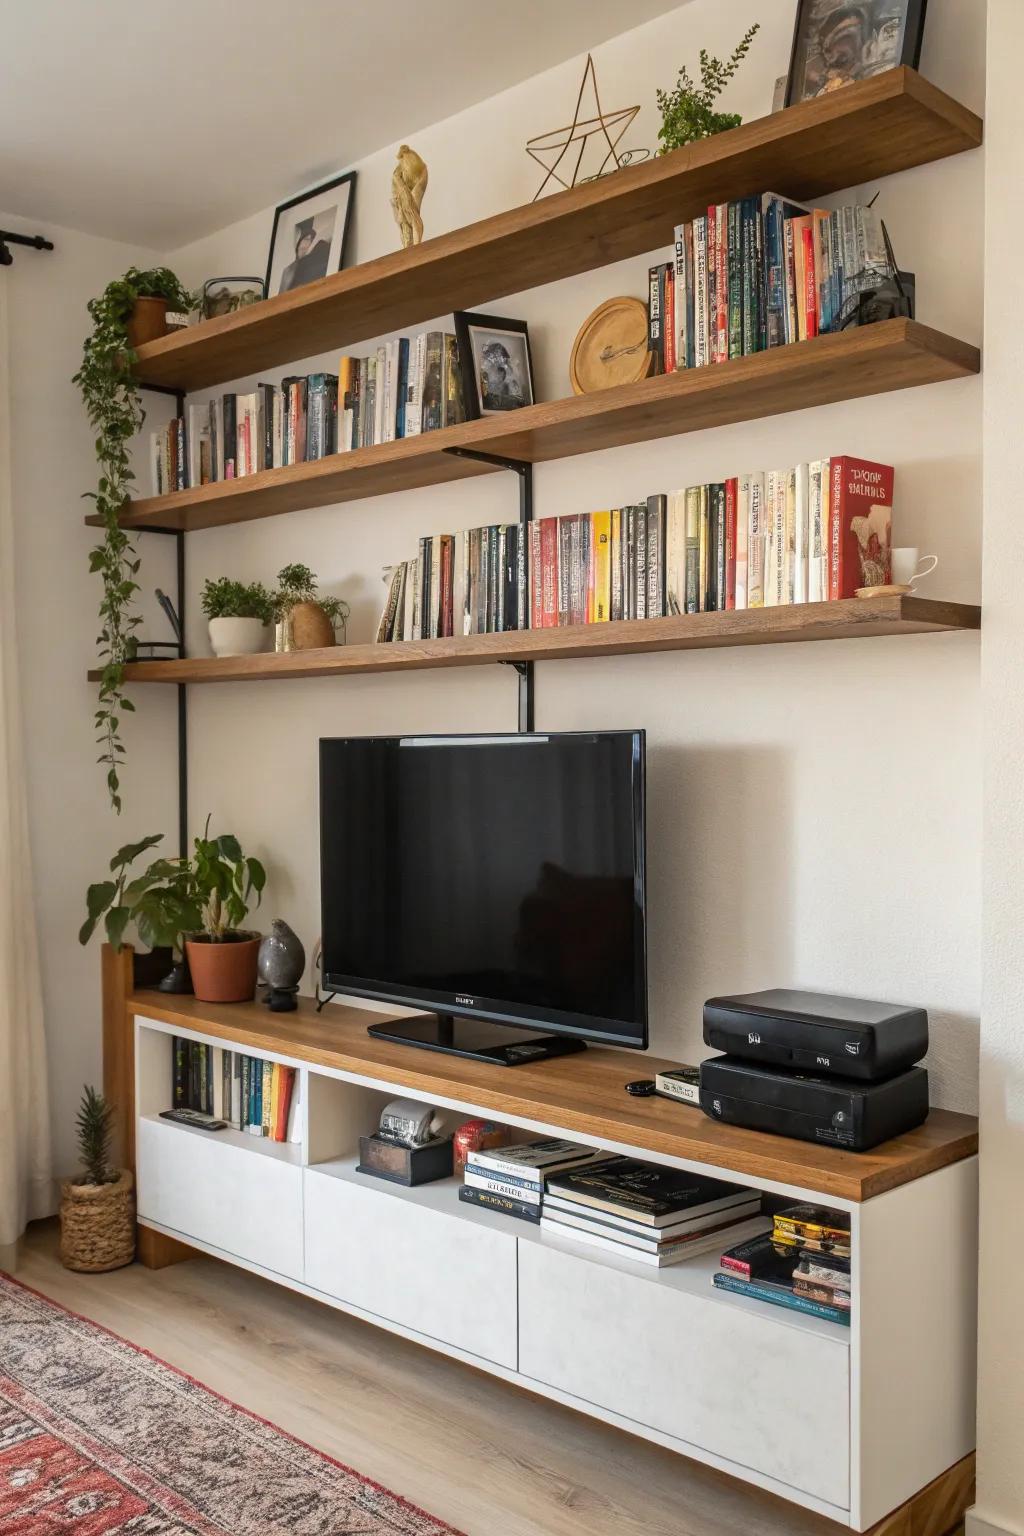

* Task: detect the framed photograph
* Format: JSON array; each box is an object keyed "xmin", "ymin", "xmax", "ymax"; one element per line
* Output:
[
  {"xmin": 453, "ymin": 311, "xmax": 535, "ymax": 419},
  {"xmin": 785, "ymin": 1, "xmax": 928, "ymax": 107},
  {"xmin": 265, "ymin": 171, "xmax": 357, "ymax": 297}
]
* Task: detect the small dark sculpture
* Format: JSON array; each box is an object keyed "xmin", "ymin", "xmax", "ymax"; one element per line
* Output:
[{"xmin": 258, "ymin": 919, "xmax": 306, "ymax": 1012}]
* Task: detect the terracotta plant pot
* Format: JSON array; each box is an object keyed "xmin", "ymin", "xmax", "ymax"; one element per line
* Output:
[
  {"xmin": 208, "ymin": 616, "xmax": 270, "ymax": 657},
  {"xmin": 126, "ymin": 296, "xmax": 169, "ymax": 350},
  {"xmin": 59, "ymin": 1169, "xmax": 136, "ymax": 1273},
  {"xmin": 185, "ymin": 934, "xmax": 261, "ymax": 1003}
]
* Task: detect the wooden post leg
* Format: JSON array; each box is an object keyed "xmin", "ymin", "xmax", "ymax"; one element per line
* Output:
[
  {"xmin": 101, "ymin": 943, "xmax": 195, "ymax": 1270},
  {"xmin": 863, "ymin": 1454, "xmax": 975, "ymax": 1535}
]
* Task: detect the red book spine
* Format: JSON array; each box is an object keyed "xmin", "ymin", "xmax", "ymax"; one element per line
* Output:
[
  {"xmin": 802, "ymin": 226, "xmax": 818, "ymax": 339},
  {"xmin": 830, "ymin": 457, "xmax": 895, "ymax": 598},
  {"xmin": 529, "ymin": 523, "xmax": 543, "ymax": 628},
  {"xmin": 664, "ymin": 265, "xmax": 676, "ymax": 374},
  {"xmin": 706, "ymin": 204, "xmax": 717, "ymax": 361},
  {"xmin": 715, "ymin": 204, "xmax": 729, "ymax": 363},
  {"xmin": 274, "ymin": 1067, "xmax": 294, "ymax": 1142},
  {"xmin": 725, "ymin": 478, "xmax": 738, "ymax": 610},
  {"xmin": 440, "ymin": 536, "xmax": 453, "ymax": 637},
  {"xmin": 540, "ymin": 517, "xmax": 558, "ymax": 627}
]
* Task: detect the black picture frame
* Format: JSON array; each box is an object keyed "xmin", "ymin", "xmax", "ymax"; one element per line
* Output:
[
  {"xmin": 265, "ymin": 171, "xmax": 357, "ymax": 298},
  {"xmin": 785, "ymin": 0, "xmax": 928, "ymax": 108},
  {"xmin": 453, "ymin": 311, "xmax": 535, "ymax": 420}
]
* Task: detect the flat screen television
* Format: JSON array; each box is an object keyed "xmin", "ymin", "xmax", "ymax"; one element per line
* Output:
[{"xmin": 319, "ymin": 731, "xmax": 647, "ymax": 1065}]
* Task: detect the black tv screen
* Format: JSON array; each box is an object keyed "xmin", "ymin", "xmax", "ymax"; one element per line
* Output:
[{"xmin": 320, "ymin": 731, "xmax": 647, "ymax": 1048}]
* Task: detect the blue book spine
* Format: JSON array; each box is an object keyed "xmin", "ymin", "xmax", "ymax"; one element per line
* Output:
[
  {"xmin": 765, "ymin": 200, "xmax": 785, "ymax": 349},
  {"xmin": 713, "ymin": 1272, "xmax": 850, "ymax": 1326},
  {"xmin": 396, "ymin": 337, "xmax": 410, "ymax": 437},
  {"xmin": 252, "ymin": 1058, "xmax": 262, "ymax": 1128}
]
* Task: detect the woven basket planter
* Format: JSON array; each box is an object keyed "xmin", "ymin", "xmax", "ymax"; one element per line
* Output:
[{"xmin": 59, "ymin": 1169, "xmax": 136, "ymax": 1272}]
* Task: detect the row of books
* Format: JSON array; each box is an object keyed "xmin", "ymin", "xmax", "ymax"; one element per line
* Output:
[
  {"xmin": 714, "ymin": 1203, "xmax": 852, "ymax": 1326},
  {"xmin": 171, "ymin": 1038, "xmax": 298, "ymax": 1142},
  {"xmin": 338, "ymin": 330, "xmax": 465, "ymax": 452},
  {"xmin": 375, "ymin": 456, "xmax": 894, "ymax": 641},
  {"xmin": 650, "ymin": 194, "xmax": 888, "ymax": 372}
]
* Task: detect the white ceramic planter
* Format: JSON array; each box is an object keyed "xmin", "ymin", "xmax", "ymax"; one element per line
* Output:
[{"xmin": 208, "ymin": 617, "xmax": 269, "ymax": 658}]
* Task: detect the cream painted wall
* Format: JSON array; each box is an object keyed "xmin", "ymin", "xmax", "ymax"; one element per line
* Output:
[
  {"xmin": 970, "ymin": 2, "xmax": 1024, "ymax": 1532},
  {"xmin": 4, "ymin": 212, "xmax": 179, "ymax": 1177},
  {"xmin": 163, "ymin": 0, "xmax": 985, "ymax": 1111}
]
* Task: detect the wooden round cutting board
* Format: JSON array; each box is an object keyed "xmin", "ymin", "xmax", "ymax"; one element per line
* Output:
[{"xmin": 570, "ymin": 296, "xmax": 653, "ymax": 395}]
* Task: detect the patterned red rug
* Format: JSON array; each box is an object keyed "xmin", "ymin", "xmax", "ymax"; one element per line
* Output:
[{"xmin": 0, "ymin": 1271, "xmax": 463, "ymax": 1534}]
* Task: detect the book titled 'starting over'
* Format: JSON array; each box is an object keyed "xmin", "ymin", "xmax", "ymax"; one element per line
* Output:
[{"xmin": 545, "ymin": 1157, "xmax": 755, "ymax": 1228}]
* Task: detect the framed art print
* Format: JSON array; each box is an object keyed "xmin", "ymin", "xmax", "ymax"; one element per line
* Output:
[
  {"xmin": 785, "ymin": 0, "xmax": 928, "ymax": 107},
  {"xmin": 453, "ymin": 311, "xmax": 535, "ymax": 419},
  {"xmin": 265, "ymin": 171, "xmax": 357, "ymax": 297}
]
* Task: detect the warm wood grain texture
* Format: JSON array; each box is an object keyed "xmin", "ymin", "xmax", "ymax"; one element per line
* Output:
[
  {"xmin": 128, "ymin": 70, "xmax": 981, "ymax": 392},
  {"xmin": 96, "ymin": 321, "xmax": 980, "ymax": 532},
  {"xmin": 102, "ymin": 945, "xmax": 135, "ymax": 1170},
  {"xmin": 136, "ymin": 1225, "xmax": 195, "ymax": 1270},
  {"xmin": 126, "ymin": 993, "xmax": 977, "ymax": 1202},
  {"xmin": 865, "ymin": 1456, "xmax": 974, "ymax": 1536},
  {"xmin": 90, "ymin": 596, "xmax": 981, "ymax": 686},
  {"xmin": 18, "ymin": 1219, "xmax": 959, "ymax": 1536}
]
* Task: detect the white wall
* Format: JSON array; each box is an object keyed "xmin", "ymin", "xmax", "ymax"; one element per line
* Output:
[
  {"xmin": 4, "ymin": 212, "xmax": 179, "ymax": 1177},
  {"xmin": 971, "ymin": 2, "xmax": 1024, "ymax": 1531},
  {"xmin": 164, "ymin": 0, "xmax": 985, "ymax": 1111}
]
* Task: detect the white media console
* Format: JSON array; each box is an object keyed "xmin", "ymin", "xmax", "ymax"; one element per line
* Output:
[{"xmin": 127, "ymin": 999, "xmax": 978, "ymax": 1533}]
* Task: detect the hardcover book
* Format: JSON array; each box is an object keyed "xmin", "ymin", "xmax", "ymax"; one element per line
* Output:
[
  {"xmin": 545, "ymin": 1157, "xmax": 756, "ymax": 1228},
  {"xmin": 828, "ymin": 457, "xmax": 894, "ymax": 598}
]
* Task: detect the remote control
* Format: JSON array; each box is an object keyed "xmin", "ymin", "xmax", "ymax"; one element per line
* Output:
[{"xmin": 160, "ymin": 1109, "xmax": 228, "ymax": 1131}]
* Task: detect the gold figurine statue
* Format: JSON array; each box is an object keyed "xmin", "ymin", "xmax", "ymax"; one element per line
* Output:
[{"xmin": 391, "ymin": 144, "xmax": 428, "ymax": 248}]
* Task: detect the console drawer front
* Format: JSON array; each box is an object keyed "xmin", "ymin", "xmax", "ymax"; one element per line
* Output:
[
  {"xmin": 303, "ymin": 1169, "xmax": 517, "ymax": 1369},
  {"xmin": 518, "ymin": 1241, "xmax": 850, "ymax": 1509},
  {"xmin": 136, "ymin": 1117, "xmax": 303, "ymax": 1280}
]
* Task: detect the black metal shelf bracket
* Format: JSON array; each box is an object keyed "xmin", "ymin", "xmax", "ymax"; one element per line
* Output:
[{"xmin": 444, "ymin": 447, "xmax": 535, "ymax": 733}]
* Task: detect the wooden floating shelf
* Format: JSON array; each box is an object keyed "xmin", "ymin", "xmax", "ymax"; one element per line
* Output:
[
  {"xmin": 94, "ymin": 321, "xmax": 980, "ymax": 533},
  {"xmin": 130, "ymin": 69, "xmax": 982, "ymax": 394},
  {"xmin": 91, "ymin": 596, "xmax": 980, "ymax": 686}
]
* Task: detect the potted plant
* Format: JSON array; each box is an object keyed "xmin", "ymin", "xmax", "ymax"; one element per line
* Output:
[
  {"xmin": 274, "ymin": 563, "xmax": 350, "ymax": 651},
  {"xmin": 79, "ymin": 832, "xmax": 204, "ymax": 993},
  {"xmin": 74, "ymin": 266, "xmax": 195, "ymax": 814},
  {"xmin": 202, "ymin": 577, "xmax": 275, "ymax": 657},
  {"xmin": 655, "ymin": 24, "xmax": 760, "ymax": 152},
  {"xmin": 59, "ymin": 1086, "xmax": 135, "ymax": 1272},
  {"xmin": 184, "ymin": 821, "xmax": 267, "ymax": 1003}
]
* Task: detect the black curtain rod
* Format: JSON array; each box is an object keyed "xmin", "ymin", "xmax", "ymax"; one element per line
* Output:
[{"xmin": 0, "ymin": 230, "xmax": 55, "ymax": 264}]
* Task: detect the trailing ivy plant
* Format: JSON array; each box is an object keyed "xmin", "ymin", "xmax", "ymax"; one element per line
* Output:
[
  {"xmin": 655, "ymin": 24, "xmax": 760, "ymax": 153},
  {"xmin": 73, "ymin": 267, "xmax": 194, "ymax": 812}
]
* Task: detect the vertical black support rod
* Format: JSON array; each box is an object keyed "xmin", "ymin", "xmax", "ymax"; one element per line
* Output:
[
  {"xmin": 175, "ymin": 528, "xmax": 188, "ymax": 857},
  {"xmin": 517, "ymin": 465, "xmax": 535, "ymax": 734}
]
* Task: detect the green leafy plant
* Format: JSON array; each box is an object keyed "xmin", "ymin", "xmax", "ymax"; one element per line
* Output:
[
  {"xmin": 73, "ymin": 267, "xmax": 195, "ymax": 814},
  {"xmin": 75, "ymin": 1085, "xmax": 117, "ymax": 1185},
  {"xmin": 655, "ymin": 24, "xmax": 760, "ymax": 153},
  {"xmin": 79, "ymin": 833, "xmax": 202, "ymax": 952},
  {"xmin": 201, "ymin": 577, "xmax": 275, "ymax": 624},
  {"xmin": 274, "ymin": 563, "xmax": 350, "ymax": 632},
  {"xmin": 191, "ymin": 817, "xmax": 266, "ymax": 942}
]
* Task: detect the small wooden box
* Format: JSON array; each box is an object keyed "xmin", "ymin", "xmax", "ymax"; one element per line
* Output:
[{"xmin": 357, "ymin": 1134, "xmax": 454, "ymax": 1186}]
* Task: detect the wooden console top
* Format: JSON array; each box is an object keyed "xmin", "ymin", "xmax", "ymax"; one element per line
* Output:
[{"xmin": 129, "ymin": 992, "xmax": 977, "ymax": 1203}]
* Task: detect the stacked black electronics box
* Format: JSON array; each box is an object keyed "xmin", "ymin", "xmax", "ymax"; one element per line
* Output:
[{"xmin": 698, "ymin": 989, "xmax": 929, "ymax": 1151}]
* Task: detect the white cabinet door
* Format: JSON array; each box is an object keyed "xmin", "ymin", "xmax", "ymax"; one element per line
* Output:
[
  {"xmin": 137, "ymin": 1117, "xmax": 303, "ymax": 1281},
  {"xmin": 304, "ymin": 1170, "xmax": 517, "ymax": 1369},
  {"xmin": 519, "ymin": 1240, "xmax": 850, "ymax": 1510}
]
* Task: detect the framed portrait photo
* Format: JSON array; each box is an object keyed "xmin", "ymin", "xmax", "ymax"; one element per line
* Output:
[
  {"xmin": 785, "ymin": 0, "xmax": 928, "ymax": 107},
  {"xmin": 265, "ymin": 171, "xmax": 357, "ymax": 297},
  {"xmin": 453, "ymin": 311, "xmax": 535, "ymax": 420}
]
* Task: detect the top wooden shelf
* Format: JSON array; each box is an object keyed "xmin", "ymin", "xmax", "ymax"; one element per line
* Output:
[
  {"xmin": 134, "ymin": 69, "xmax": 982, "ymax": 394},
  {"xmin": 128, "ymin": 992, "xmax": 978, "ymax": 1203}
]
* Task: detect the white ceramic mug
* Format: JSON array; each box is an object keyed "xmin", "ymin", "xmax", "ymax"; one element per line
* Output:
[{"xmin": 891, "ymin": 547, "xmax": 939, "ymax": 588}]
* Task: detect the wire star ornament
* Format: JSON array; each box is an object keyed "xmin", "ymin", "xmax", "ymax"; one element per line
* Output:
[{"xmin": 526, "ymin": 54, "xmax": 648, "ymax": 202}]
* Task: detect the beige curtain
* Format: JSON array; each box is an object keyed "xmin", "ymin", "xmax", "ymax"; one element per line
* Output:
[{"xmin": 0, "ymin": 266, "xmax": 52, "ymax": 1247}]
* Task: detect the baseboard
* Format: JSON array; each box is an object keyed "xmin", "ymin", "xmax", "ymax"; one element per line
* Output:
[{"xmin": 967, "ymin": 1509, "xmax": 1024, "ymax": 1536}]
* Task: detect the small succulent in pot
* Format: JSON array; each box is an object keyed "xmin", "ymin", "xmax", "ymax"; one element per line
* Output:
[
  {"xmin": 201, "ymin": 576, "xmax": 275, "ymax": 658},
  {"xmin": 274, "ymin": 563, "xmax": 349, "ymax": 651},
  {"xmin": 59, "ymin": 1086, "xmax": 136, "ymax": 1273}
]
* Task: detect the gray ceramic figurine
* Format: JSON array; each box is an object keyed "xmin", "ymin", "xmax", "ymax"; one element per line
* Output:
[{"xmin": 258, "ymin": 919, "xmax": 306, "ymax": 1012}]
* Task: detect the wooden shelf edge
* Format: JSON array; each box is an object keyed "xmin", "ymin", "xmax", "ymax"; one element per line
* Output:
[
  {"xmin": 127, "ymin": 69, "xmax": 982, "ymax": 393},
  {"xmin": 91, "ymin": 321, "xmax": 981, "ymax": 533},
  {"xmin": 88, "ymin": 597, "xmax": 980, "ymax": 686},
  {"xmin": 126, "ymin": 991, "xmax": 979, "ymax": 1203}
]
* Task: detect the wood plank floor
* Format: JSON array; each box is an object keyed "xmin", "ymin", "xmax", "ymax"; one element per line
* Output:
[{"xmin": 7, "ymin": 1221, "xmax": 951, "ymax": 1536}]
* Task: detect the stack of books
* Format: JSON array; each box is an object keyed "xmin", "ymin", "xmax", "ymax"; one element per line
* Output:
[
  {"xmin": 374, "ymin": 455, "xmax": 894, "ymax": 642},
  {"xmin": 713, "ymin": 1204, "xmax": 852, "ymax": 1325},
  {"xmin": 540, "ymin": 1157, "xmax": 765, "ymax": 1268},
  {"xmin": 171, "ymin": 1039, "xmax": 298, "ymax": 1143},
  {"xmin": 650, "ymin": 194, "xmax": 888, "ymax": 373},
  {"xmin": 458, "ymin": 1139, "xmax": 610, "ymax": 1224},
  {"xmin": 338, "ymin": 330, "xmax": 465, "ymax": 451}
]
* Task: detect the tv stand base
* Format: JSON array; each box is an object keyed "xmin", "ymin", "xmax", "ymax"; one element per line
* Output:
[{"xmin": 366, "ymin": 1013, "xmax": 588, "ymax": 1066}]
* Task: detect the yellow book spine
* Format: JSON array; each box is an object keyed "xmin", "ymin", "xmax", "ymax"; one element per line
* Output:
[{"xmin": 592, "ymin": 511, "xmax": 611, "ymax": 621}]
